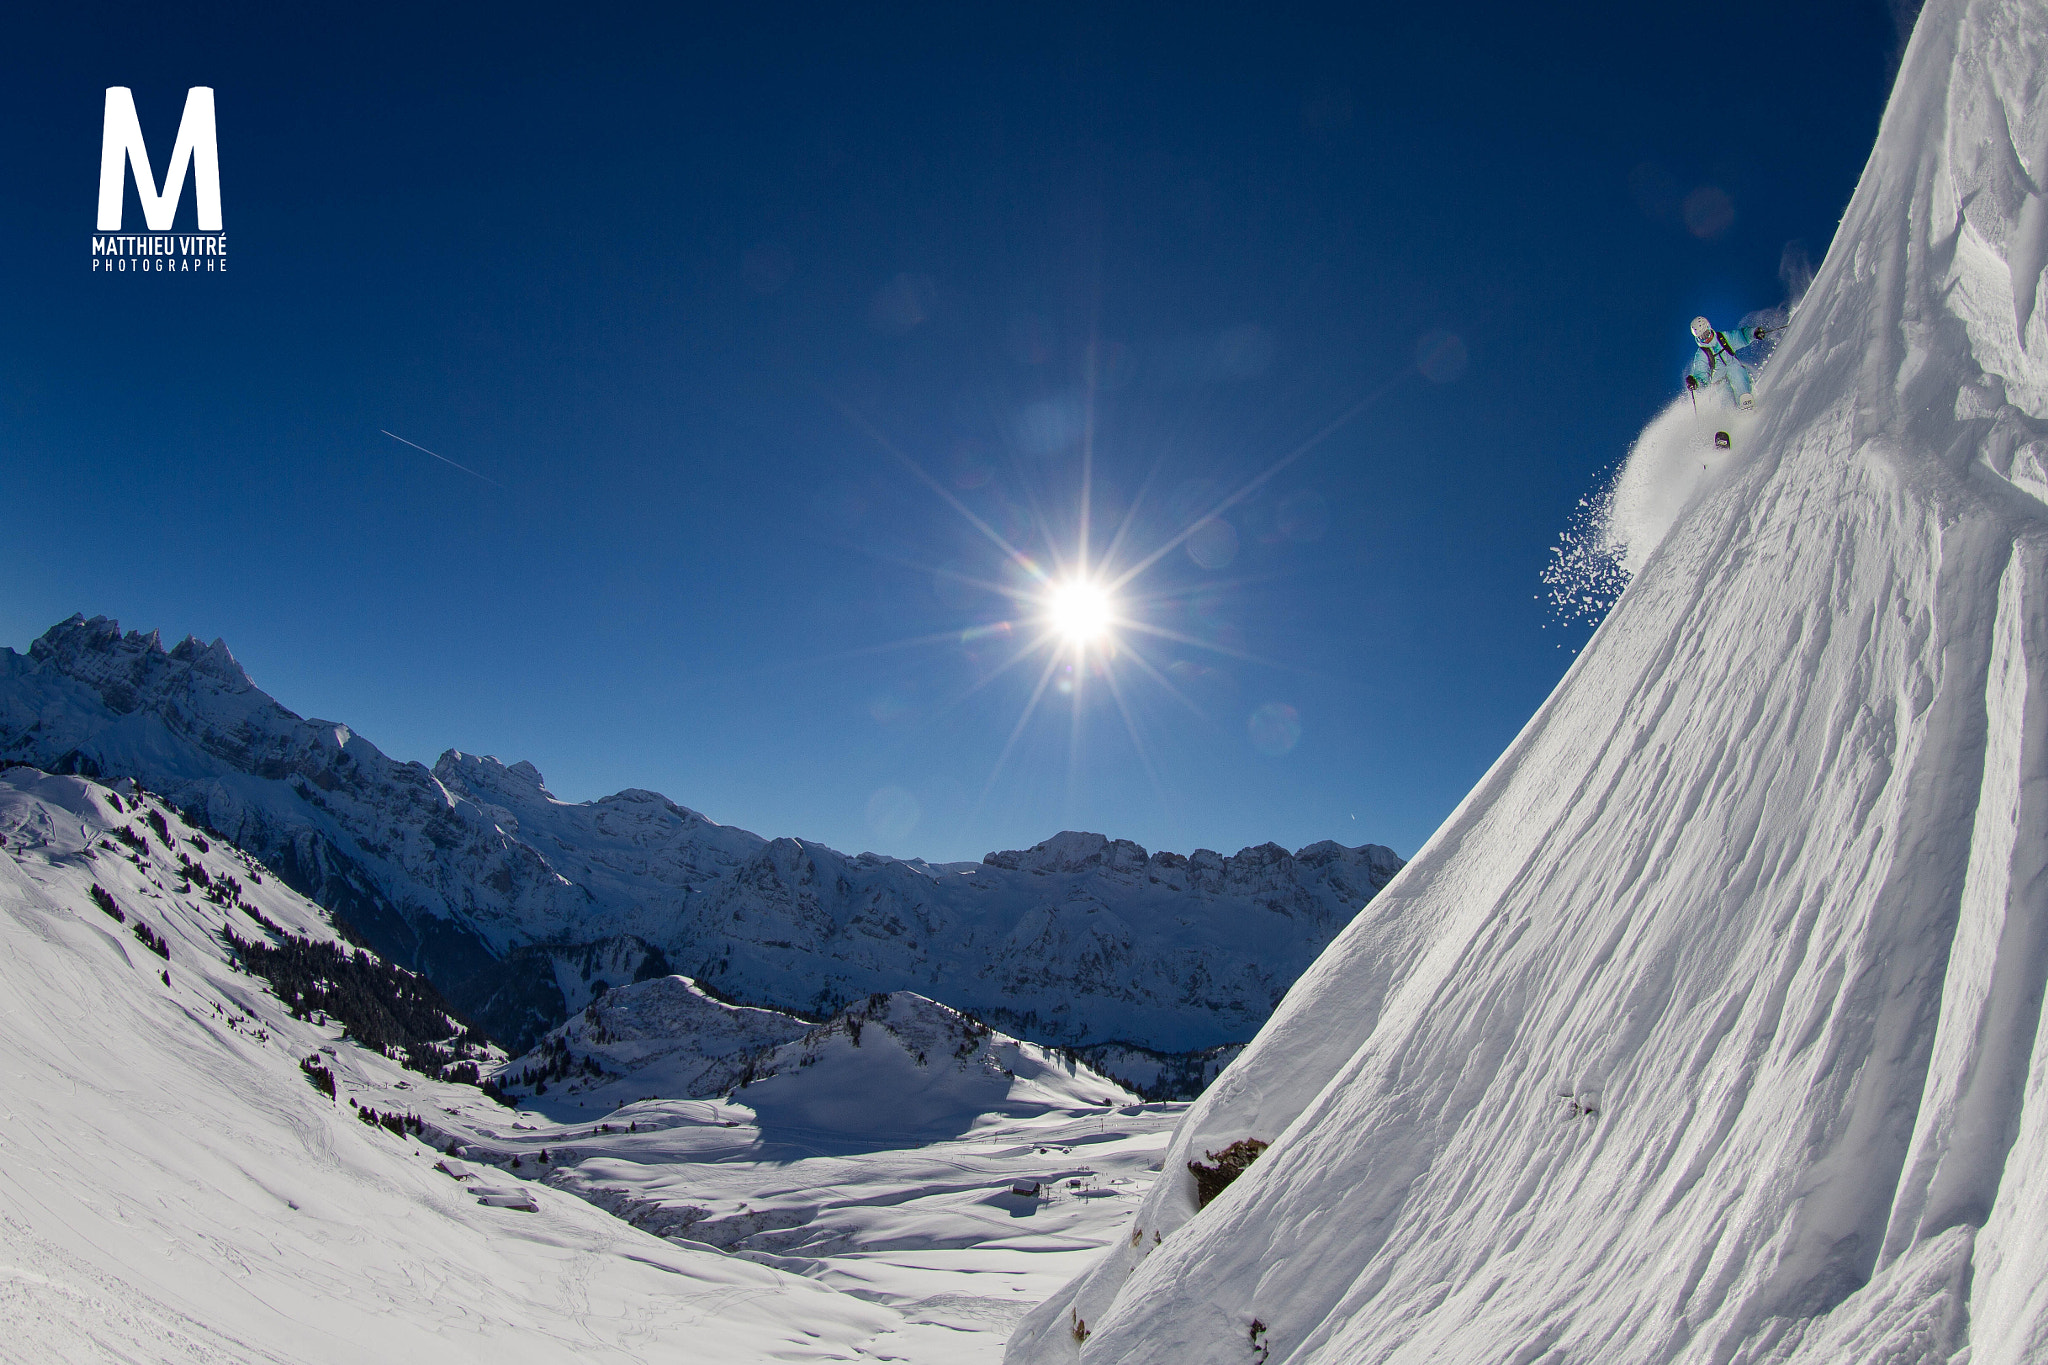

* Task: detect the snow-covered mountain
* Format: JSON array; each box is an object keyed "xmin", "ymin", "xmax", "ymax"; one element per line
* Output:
[
  {"xmin": 0, "ymin": 765, "xmax": 916, "ymax": 1361},
  {"xmin": 499, "ymin": 972, "xmax": 816, "ymax": 1103},
  {"xmin": 1011, "ymin": 3, "xmax": 2048, "ymax": 1362},
  {"xmin": 498, "ymin": 976, "xmax": 1135, "ymax": 1126},
  {"xmin": 1063, "ymin": 1039, "xmax": 1246, "ymax": 1103},
  {"xmin": 0, "ymin": 763, "xmax": 1183, "ymax": 1360},
  {"xmin": 0, "ymin": 621, "xmax": 1402, "ymax": 1056}
]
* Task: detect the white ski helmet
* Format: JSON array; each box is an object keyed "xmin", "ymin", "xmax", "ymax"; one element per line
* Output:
[{"xmin": 1690, "ymin": 316, "xmax": 1715, "ymax": 343}]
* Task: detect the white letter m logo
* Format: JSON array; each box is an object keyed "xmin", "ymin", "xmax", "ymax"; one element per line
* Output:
[{"xmin": 97, "ymin": 87, "xmax": 222, "ymax": 231}]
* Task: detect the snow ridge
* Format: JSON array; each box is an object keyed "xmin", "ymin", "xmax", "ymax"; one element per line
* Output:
[{"xmin": 1010, "ymin": 2, "xmax": 2048, "ymax": 1362}]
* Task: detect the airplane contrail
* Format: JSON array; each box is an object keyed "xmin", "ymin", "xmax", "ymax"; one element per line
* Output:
[{"xmin": 379, "ymin": 429, "xmax": 505, "ymax": 489}]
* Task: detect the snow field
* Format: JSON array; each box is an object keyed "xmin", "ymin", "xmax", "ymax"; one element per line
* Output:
[
  {"xmin": 465, "ymin": 974, "xmax": 1170, "ymax": 1361},
  {"xmin": 0, "ymin": 767, "xmax": 1186, "ymax": 1362},
  {"xmin": 0, "ymin": 769, "xmax": 891, "ymax": 1361},
  {"xmin": 446, "ymin": 1095, "xmax": 1181, "ymax": 1364}
]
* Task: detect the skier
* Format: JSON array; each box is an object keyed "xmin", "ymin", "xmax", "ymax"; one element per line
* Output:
[{"xmin": 1684, "ymin": 315, "xmax": 1775, "ymax": 410}]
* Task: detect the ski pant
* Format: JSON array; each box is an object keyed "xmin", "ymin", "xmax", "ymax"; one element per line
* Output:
[{"xmin": 1713, "ymin": 360, "xmax": 1754, "ymax": 403}]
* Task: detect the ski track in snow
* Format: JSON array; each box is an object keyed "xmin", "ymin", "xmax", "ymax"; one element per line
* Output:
[
  {"xmin": 0, "ymin": 768, "xmax": 1171, "ymax": 1362},
  {"xmin": 1011, "ymin": 1, "xmax": 2048, "ymax": 1362}
]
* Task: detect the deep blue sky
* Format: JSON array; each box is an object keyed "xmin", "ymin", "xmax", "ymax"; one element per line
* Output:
[{"xmin": 1, "ymin": 3, "xmax": 1899, "ymax": 862}]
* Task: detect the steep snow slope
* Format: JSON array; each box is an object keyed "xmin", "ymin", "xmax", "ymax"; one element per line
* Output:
[
  {"xmin": 1012, "ymin": 2, "xmax": 2048, "ymax": 1362},
  {"xmin": 0, "ymin": 630, "xmax": 1402, "ymax": 1054},
  {"xmin": 500, "ymin": 979, "xmax": 1134, "ymax": 1128},
  {"xmin": 0, "ymin": 767, "xmax": 911, "ymax": 1361}
]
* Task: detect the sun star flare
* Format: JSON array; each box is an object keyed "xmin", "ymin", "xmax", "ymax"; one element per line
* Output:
[{"xmin": 1044, "ymin": 578, "xmax": 1116, "ymax": 646}]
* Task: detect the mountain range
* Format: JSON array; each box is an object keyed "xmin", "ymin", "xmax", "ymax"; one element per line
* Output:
[
  {"xmin": 0, "ymin": 614, "xmax": 1402, "ymax": 1057},
  {"xmin": 1, "ymin": 762, "xmax": 1159, "ymax": 1360}
]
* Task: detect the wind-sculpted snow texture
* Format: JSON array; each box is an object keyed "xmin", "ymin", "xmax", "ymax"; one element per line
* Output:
[
  {"xmin": 0, "ymin": 620, "xmax": 1402, "ymax": 1056},
  {"xmin": 1011, "ymin": 4, "xmax": 2048, "ymax": 1363}
]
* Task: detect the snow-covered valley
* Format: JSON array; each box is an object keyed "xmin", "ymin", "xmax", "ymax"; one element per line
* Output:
[
  {"xmin": 0, "ymin": 766, "xmax": 1175, "ymax": 1361},
  {"xmin": 457, "ymin": 1093, "xmax": 1180, "ymax": 1361}
]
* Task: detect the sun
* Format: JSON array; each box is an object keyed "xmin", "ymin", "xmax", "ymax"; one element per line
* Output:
[
  {"xmin": 824, "ymin": 356, "xmax": 1395, "ymax": 808},
  {"xmin": 1044, "ymin": 577, "xmax": 1115, "ymax": 646}
]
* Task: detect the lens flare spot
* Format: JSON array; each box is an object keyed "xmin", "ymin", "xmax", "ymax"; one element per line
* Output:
[
  {"xmin": 1187, "ymin": 517, "xmax": 1239, "ymax": 569},
  {"xmin": 865, "ymin": 786, "xmax": 921, "ymax": 842},
  {"xmin": 1248, "ymin": 702, "xmax": 1303, "ymax": 756}
]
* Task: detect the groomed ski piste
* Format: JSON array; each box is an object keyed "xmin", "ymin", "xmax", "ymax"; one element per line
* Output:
[
  {"xmin": 0, "ymin": 767, "xmax": 1178, "ymax": 1362},
  {"xmin": 1009, "ymin": 0, "xmax": 2048, "ymax": 1362}
]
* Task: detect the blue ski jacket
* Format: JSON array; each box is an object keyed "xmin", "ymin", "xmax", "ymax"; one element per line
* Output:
[{"xmin": 1686, "ymin": 325, "xmax": 1769, "ymax": 391}]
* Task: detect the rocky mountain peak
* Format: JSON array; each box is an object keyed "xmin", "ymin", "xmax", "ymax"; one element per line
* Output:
[
  {"xmin": 983, "ymin": 830, "xmax": 1150, "ymax": 874},
  {"xmin": 4, "ymin": 612, "xmax": 1405, "ymax": 1058},
  {"xmin": 434, "ymin": 750, "xmax": 553, "ymax": 801}
]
